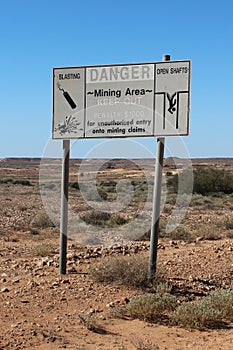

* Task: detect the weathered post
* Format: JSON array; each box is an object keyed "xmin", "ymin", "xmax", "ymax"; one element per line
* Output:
[
  {"xmin": 59, "ymin": 139, "xmax": 70, "ymax": 275},
  {"xmin": 148, "ymin": 54, "xmax": 170, "ymax": 284}
]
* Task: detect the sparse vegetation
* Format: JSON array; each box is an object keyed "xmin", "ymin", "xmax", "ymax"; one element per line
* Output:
[
  {"xmin": 126, "ymin": 293, "xmax": 177, "ymax": 322},
  {"xmin": 171, "ymin": 300, "xmax": 221, "ymax": 329},
  {"xmin": 155, "ymin": 282, "xmax": 173, "ymax": 295},
  {"xmin": 161, "ymin": 224, "xmax": 192, "ymax": 241},
  {"xmin": 69, "ymin": 181, "xmax": 80, "ymax": 190},
  {"xmin": 32, "ymin": 243, "xmax": 56, "ymax": 256},
  {"xmin": 79, "ymin": 211, "xmax": 129, "ymax": 228},
  {"xmin": 30, "ymin": 210, "xmax": 55, "ymax": 228},
  {"xmin": 121, "ymin": 289, "xmax": 233, "ymax": 330},
  {"xmin": 168, "ymin": 167, "xmax": 233, "ymax": 195},
  {"xmin": 0, "ymin": 158, "xmax": 233, "ymax": 348},
  {"xmin": 204, "ymin": 289, "xmax": 233, "ymax": 321},
  {"xmin": 171, "ymin": 289, "xmax": 233, "ymax": 329},
  {"xmin": 225, "ymin": 215, "xmax": 233, "ymax": 230},
  {"xmin": 132, "ymin": 338, "xmax": 160, "ymax": 350},
  {"xmin": 78, "ymin": 313, "xmax": 106, "ymax": 334},
  {"xmin": 0, "ymin": 178, "xmax": 32, "ymax": 186},
  {"xmin": 89, "ymin": 255, "xmax": 157, "ymax": 288},
  {"xmin": 18, "ymin": 204, "xmax": 28, "ymax": 211},
  {"xmin": 41, "ymin": 182, "xmax": 58, "ymax": 190}
]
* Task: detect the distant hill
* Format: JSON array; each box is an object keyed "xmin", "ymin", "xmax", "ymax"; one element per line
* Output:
[{"xmin": 1, "ymin": 157, "xmax": 233, "ymax": 170}]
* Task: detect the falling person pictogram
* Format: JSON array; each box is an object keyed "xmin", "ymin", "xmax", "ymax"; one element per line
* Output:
[{"xmin": 167, "ymin": 92, "xmax": 177, "ymax": 114}]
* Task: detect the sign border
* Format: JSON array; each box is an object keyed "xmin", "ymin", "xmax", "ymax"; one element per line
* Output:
[{"xmin": 52, "ymin": 60, "xmax": 191, "ymax": 139}]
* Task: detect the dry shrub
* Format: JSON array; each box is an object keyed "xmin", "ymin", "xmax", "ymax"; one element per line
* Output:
[
  {"xmin": 171, "ymin": 289, "xmax": 233, "ymax": 329},
  {"xmin": 78, "ymin": 313, "xmax": 106, "ymax": 334},
  {"xmin": 33, "ymin": 243, "xmax": 56, "ymax": 257},
  {"xmin": 205, "ymin": 289, "xmax": 233, "ymax": 321},
  {"xmin": 169, "ymin": 167, "xmax": 233, "ymax": 195},
  {"xmin": 79, "ymin": 211, "xmax": 128, "ymax": 228},
  {"xmin": 89, "ymin": 255, "xmax": 156, "ymax": 288},
  {"xmin": 126, "ymin": 293, "xmax": 176, "ymax": 322},
  {"xmin": 171, "ymin": 300, "xmax": 221, "ymax": 330},
  {"xmin": 225, "ymin": 216, "xmax": 233, "ymax": 230},
  {"xmin": 132, "ymin": 338, "xmax": 160, "ymax": 350},
  {"xmin": 30, "ymin": 210, "xmax": 55, "ymax": 228}
]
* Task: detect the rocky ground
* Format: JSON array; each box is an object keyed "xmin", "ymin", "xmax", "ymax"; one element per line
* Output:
[
  {"xmin": 0, "ymin": 231, "xmax": 232, "ymax": 349},
  {"xmin": 0, "ymin": 158, "xmax": 232, "ymax": 349}
]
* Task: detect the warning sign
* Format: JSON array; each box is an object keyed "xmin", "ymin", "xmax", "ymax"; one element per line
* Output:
[
  {"xmin": 52, "ymin": 61, "xmax": 191, "ymax": 139},
  {"xmin": 155, "ymin": 61, "xmax": 190, "ymax": 135}
]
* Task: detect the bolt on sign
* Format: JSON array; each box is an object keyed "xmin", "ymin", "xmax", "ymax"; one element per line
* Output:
[{"xmin": 52, "ymin": 61, "xmax": 191, "ymax": 139}]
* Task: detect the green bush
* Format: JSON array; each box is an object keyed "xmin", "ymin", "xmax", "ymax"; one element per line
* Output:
[
  {"xmin": 168, "ymin": 167, "xmax": 233, "ymax": 195},
  {"xmin": 13, "ymin": 179, "xmax": 32, "ymax": 186},
  {"xmin": 0, "ymin": 178, "xmax": 32, "ymax": 186},
  {"xmin": 80, "ymin": 211, "xmax": 111, "ymax": 227},
  {"xmin": 126, "ymin": 293, "xmax": 177, "ymax": 322},
  {"xmin": 205, "ymin": 289, "xmax": 233, "ymax": 321},
  {"xmin": 171, "ymin": 289, "xmax": 233, "ymax": 329},
  {"xmin": 193, "ymin": 167, "xmax": 233, "ymax": 195},
  {"xmin": 171, "ymin": 300, "xmax": 221, "ymax": 329},
  {"xmin": 0, "ymin": 178, "xmax": 13, "ymax": 184},
  {"xmin": 80, "ymin": 211, "xmax": 128, "ymax": 228}
]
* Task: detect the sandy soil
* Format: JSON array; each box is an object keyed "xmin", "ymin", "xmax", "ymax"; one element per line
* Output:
[
  {"xmin": 0, "ymin": 158, "xmax": 232, "ymax": 349},
  {"xmin": 0, "ymin": 230, "xmax": 232, "ymax": 349}
]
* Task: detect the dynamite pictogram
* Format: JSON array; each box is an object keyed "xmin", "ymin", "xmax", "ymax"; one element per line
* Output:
[{"xmin": 57, "ymin": 83, "xmax": 77, "ymax": 109}]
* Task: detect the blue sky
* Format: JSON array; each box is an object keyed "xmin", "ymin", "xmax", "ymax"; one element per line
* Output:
[{"xmin": 1, "ymin": 0, "xmax": 233, "ymax": 159}]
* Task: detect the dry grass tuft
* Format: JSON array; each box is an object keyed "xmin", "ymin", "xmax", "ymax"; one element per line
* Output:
[
  {"xmin": 77, "ymin": 313, "xmax": 106, "ymax": 334},
  {"xmin": 32, "ymin": 243, "xmax": 56, "ymax": 257},
  {"xmin": 30, "ymin": 210, "xmax": 55, "ymax": 229},
  {"xmin": 132, "ymin": 338, "xmax": 160, "ymax": 350},
  {"xmin": 89, "ymin": 255, "xmax": 159, "ymax": 288}
]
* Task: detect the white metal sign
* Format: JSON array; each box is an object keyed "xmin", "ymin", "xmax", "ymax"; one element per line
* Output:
[{"xmin": 53, "ymin": 61, "xmax": 191, "ymax": 139}]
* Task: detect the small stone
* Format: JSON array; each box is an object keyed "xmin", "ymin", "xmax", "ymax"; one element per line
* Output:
[
  {"xmin": 52, "ymin": 281, "xmax": 59, "ymax": 287},
  {"xmin": 169, "ymin": 240, "xmax": 177, "ymax": 246},
  {"xmin": 60, "ymin": 297, "xmax": 67, "ymax": 302},
  {"xmin": 195, "ymin": 236, "xmax": 203, "ymax": 243},
  {"xmin": 99, "ymin": 315, "xmax": 106, "ymax": 320},
  {"xmin": 12, "ymin": 279, "xmax": 20, "ymax": 284},
  {"xmin": 107, "ymin": 301, "xmax": 114, "ymax": 307},
  {"xmin": 68, "ymin": 267, "xmax": 77, "ymax": 274},
  {"xmin": 47, "ymin": 259, "xmax": 54, "ymax": 266},
  {"xmin": 61, "ymin": 279, "xmax": 70, "ymax": 284},
  {"xmin": 1, "ymin": 287, "xmax": 10, "ymax": 293}
]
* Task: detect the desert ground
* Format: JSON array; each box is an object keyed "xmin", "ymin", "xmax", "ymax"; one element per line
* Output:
[{"xmin": 0, "ymin": 157, "xmax": 232, "ymax": 349}]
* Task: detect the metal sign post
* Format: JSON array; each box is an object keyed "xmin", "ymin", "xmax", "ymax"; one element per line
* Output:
[
  {"xmin": 59, "ymin": 139, "xmax": 70, "ymax": 275},
  {"xmin": 148, "ymin": 54, "xmax": 170, "ymax": 284}
]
